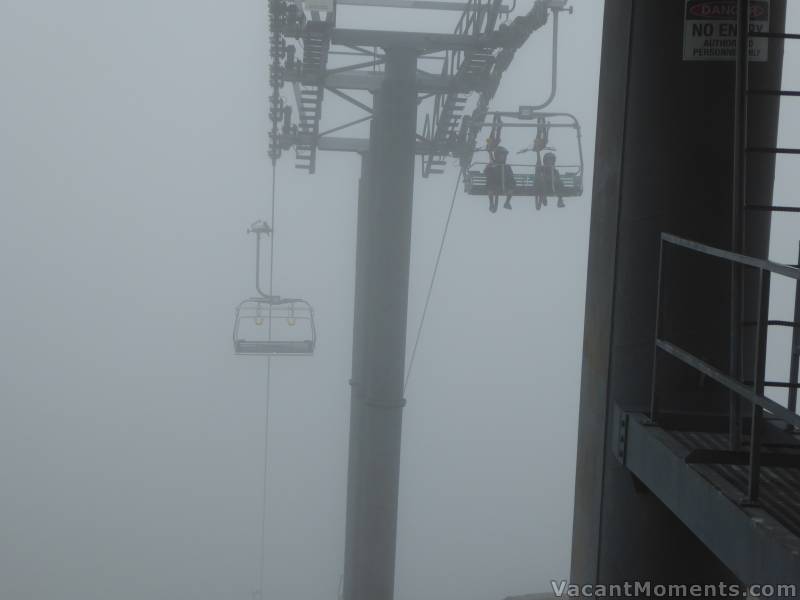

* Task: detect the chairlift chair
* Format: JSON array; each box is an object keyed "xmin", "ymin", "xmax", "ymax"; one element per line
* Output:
[
  {"xmin": 462, "ymin": 109, "xmax": 584, "ymax": 200},
  {"xmin": 232, "ymin": 220, "xmax": 317, "ymax": 356},
  {"xmin": 463, "ymin": 163, "xmax": 583, "ymax": 196},
  {"xmin": 233, "ymin": 296, "xmax": 316, "ymax": 355}
]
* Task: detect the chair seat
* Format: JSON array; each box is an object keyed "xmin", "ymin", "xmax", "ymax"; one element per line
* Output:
[
  {"xmin": 464, "ymin": 171, "xmax": 583, "ymax": 198},
  {"xmin": 234, "ymin": 340, "xmax": 315, "ymax": 355}
]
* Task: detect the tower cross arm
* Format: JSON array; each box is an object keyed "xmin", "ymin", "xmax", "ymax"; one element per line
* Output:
[{"xmin": 330, "ymin": 28, "xmax": 503, "ymax": 50}]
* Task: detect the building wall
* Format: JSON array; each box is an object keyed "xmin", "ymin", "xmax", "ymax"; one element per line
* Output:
[{"xmin": 571, "ymin": 0, "xmax": 786, "ymax": 587}]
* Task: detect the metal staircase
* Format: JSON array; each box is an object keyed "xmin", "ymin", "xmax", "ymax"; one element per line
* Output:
[
  {"xmin": 457, "ymin": 0, "xmax": 554, "ymax": 171},
  {"xmin": 294, "ymin": 20, "xmax": 331, "ymax": 173},
  {"xmin": 421, "ymin": 0, "xmax": 502, "ymax": 176}
]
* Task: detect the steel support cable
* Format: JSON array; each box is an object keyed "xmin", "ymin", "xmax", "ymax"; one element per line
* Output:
[
  {"xmin": 404, "ymin": 169, "xmax": 463, "ymax": 392},
  {"xmin": 257, "ymin": 163, "xmax": 278, "ymax": 600}
]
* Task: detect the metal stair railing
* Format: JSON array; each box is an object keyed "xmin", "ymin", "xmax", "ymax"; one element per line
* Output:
[{"xmin": 650, "ymin": 234, "xmax": 800, "ymax": 505}]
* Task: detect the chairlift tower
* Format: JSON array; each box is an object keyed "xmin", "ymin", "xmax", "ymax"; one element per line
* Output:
[{"xmin": 267, "ymin": 1, "xmax": 572, "ymax": 599}]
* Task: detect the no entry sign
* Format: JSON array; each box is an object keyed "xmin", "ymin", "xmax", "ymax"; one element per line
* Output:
[{"xmin": 683, "ymin": 0, "xmax": 770, "ymax": 61}]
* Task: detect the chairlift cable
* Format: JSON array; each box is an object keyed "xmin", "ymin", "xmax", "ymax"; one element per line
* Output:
[
  {"xmin": 257, "ymin": 161, "xmax": 278, "ymax": 599},
  {"xmin": 404, "ymin": 169, "xmax": 463, "ymax": 392}
]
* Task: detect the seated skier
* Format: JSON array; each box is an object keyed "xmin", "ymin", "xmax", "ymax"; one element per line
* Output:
[
  {"xmin": 536, "ymin": 151, "xmax": 566, "ymax": 208},
  {"xmin": 483, "ymin": 138, "xmax": 516, "ymax": 213}
]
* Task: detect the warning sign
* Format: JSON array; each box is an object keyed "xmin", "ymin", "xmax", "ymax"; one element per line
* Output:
[{"xmin": 683, "ymin": 0, "xmax": 770, "ymax": 62}]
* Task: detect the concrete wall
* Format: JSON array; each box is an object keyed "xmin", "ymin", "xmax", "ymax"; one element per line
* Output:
[{"xmin": 571, "ymin": 0, "xmax": 786, "ymax": 587}]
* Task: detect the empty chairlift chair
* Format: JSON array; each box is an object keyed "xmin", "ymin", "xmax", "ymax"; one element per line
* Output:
[
  {"xmin": 232, "ymin": 219, "xmax": 317, "ymax": 356},
  {"xmin": 233, "ymin": 296, "xmax": 316, "ymax": 356}
]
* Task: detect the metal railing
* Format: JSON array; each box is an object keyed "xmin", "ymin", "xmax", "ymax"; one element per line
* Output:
[{"xmin": 650, "ymin": 233, "xmax": 800, "ymax": 503}]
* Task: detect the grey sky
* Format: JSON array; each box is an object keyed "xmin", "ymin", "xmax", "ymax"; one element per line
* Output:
[
  {"xmin": 3, "ymin": 1, "xmax": 585, "ymax": 598},
  {"xmin": 3, "ymin": 2, "xmax": 797, "ymax": 600}
]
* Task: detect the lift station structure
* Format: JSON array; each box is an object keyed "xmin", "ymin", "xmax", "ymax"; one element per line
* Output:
[
  {"xmin": 261, "ymin": 1, "xmax": 573, "ymax": 599},
  {"xmin": 573, "ymin": 0, "xmax": 800, "ymax": 590}
]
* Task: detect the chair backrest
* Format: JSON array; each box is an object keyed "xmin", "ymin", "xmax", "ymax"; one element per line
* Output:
[{"xmin": 464, "ymin": 167, "xmax": 583, "ymax": 197}]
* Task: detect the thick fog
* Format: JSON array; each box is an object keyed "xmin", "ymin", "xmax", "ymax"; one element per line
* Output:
[
  {"xmin": 2, "ymin": 2, "xmax": 796, "ymax": 600},
  {"xmin": 0, "ymin": 2, "xmax": 600, "ymax": 598}
]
